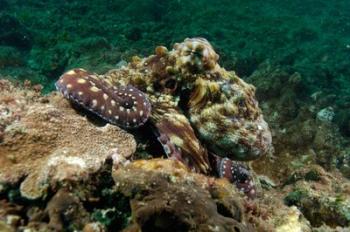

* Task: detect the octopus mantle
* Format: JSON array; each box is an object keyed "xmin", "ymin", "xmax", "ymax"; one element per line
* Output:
[{"xmin": 56, "ymin": 38, "xmax": 272, "ymax": 197}]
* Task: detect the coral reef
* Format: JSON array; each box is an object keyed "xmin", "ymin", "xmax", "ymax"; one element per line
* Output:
[
  {"xmin": 246, "ymin": 63, "xmax": 350, "ymax": 179},
  {"xmin": 0, "ymin": 76, "xmax": 350, "ymax": 231},
  {"xmin": 45, "ymin": 188, "xmax": 90, "ymax": 231}
]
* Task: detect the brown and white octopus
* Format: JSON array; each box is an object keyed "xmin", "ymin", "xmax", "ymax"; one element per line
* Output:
[{"xmin": 56, "ymin": 38, "xmax": 272, "ymax": 198}]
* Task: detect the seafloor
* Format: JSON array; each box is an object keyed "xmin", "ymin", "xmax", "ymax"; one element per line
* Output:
[{"xmin": 0, "ymin": 0, "xmax": 350, "ymax": 231}]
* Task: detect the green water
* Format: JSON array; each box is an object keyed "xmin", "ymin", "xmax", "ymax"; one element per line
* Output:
[{"xmin": 0, "ymin": 1, "xmax": 349, "ymax": 90}]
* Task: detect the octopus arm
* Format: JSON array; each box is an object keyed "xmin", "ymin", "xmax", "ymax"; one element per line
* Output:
[
  {"xmin": 210, "ymin": 153, "xmax": 256, "ymax": 199},
  {"xmin": 150, "ymin": 100, "xmax": 210, "ymax": 174},
  {"xmin": 55, "ymin": 68, "xmax": 151, "ymax": 128},
  {"xmin": 188, "ymin": 77, "xmax": 221, "ymax": 112}
]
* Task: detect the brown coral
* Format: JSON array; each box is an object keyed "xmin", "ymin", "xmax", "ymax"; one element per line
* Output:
[
  {"xmin": 45, "ymin": 188, "xmax": 90, "ymax": 231},
  {"xmin": 0, "ymin": 80, "xmax": 136, "ymax": 199}
]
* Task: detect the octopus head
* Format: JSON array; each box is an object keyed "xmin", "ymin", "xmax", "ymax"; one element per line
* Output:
[
  {"xmin": 208, "ymin": 115, "xmax": 272, "ymax": 161},
  {"xmin": 189, "ymin": 77, "xmax": 272, "ymax": 161}
]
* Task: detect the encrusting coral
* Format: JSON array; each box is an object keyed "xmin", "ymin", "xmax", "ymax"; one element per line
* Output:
[{"xmin": 0, "ymin": 79, "xmax": 136, "ymax": 199}]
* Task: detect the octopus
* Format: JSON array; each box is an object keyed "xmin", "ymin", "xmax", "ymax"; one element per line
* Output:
[{"xmin": 55, "ymin": 38, "xmax": 272, "ymax": 198}]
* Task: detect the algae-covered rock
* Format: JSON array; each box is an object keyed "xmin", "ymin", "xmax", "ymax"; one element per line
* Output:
[
  {"xmin": 284, "ymin": 187, "xmax": 350, "ymax": 227},
  {"xmin": 113, "ymin": 158, "xmax": 253, "ymax": 232},
  {"xmin": 274, "ymin": 206, "xmax": 311, "ymax": 232},
  {"xmin": 45, "ymin": 188, "xmax": 90, "ymax": 231},
  {"xmin": 280, "ymin": 165, "xmax": 350, "ymax": 228}
]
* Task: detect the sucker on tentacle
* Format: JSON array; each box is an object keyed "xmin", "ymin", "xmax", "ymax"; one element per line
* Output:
[{"xmin": 55, "ymin": 68, "xmax": 151, "ymax": 128}]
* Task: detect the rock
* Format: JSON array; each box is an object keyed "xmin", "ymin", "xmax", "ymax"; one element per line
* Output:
[
  {"xmin": 284, "ymin": 187, "xmax": 350, "ymax": 227},
  {"xmin": 283, "ymin": 167, "xmax": 350, "ymax": 228},
  {"xmin": 317, "ymin": 106, "xmax": 335, "ymax": 122},
  {"xmin": 0, "ymin": 80, "xmax": 136, "ymax": 199},
  {"xmin": 275, "ymin": 206, "xmax": 311, "ymax": 232},
  {"xmin": 0, "ymin": 221, "xmax": 14, "ymax": 232},
  {"xmin": 83, "ymin": 222, "xmax": 106, "ymax": 232},
  {"xmin": 113, "ymin": 158, "xmax": 254, "ymax": 232},
  {"xmin": 46, "ymin": 188, "xmax": 89, "ymax": 231}
]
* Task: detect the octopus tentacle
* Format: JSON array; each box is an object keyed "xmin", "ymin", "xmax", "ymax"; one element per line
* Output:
[
  {"xmin": 150, "ymin": 95, "xmax": 210, "ymax": 174},
  {"xmin": 55, "ymin": 68, "xmax": 151, "ymax": 128},
  {"xmin": 210, "ymin": 153, "xmax": 256, "ymax": 199}
]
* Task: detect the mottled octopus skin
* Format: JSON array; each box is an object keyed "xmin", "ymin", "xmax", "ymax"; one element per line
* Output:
[
  {"xmin": 188, "ymin": 76, "xmax": 272, "ymax": 161},
  {"xmin": 150, "ymin": 99, "xmax": 210, "ymax": 174},
  {"xmin": 55, "ymin": 68, "xmax": 151, "ymax": 128},
  {"xmin": 55, "ymin": 38, "xmax": 272, "ymax": 198}
]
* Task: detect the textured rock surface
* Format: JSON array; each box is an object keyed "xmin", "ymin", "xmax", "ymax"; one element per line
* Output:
[
  {"xmin": 113, "ymin": 158, "xmax": 253, "ymax": 232},
  {"xmin": 283, "ymin": 169, "xmax": 350, "ymax": 228},
  {"xmin": 0, "ymin": 79, "xmax": 136, "ymax": 199}
]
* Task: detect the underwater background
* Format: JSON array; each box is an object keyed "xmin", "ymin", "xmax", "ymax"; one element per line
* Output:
[{"xmin": 1, "ymin": 0, "xmax": 350, "ymax": 231}]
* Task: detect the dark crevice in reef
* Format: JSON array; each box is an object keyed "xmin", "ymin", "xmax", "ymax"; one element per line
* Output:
[
  {"xmin": 0, "ymin": 179, "xmax": 55, "ymax": 228},
  {"xmin": 70, "ymin": 101, "xmax": 109, "ymax": 127},
  {"xmin": 216, "ymin": 202, "xmax": 235, "ymax": 219},
  {"xmin": 130, "ymin": 121, "xmax": 169, "ymax": 160},
  {"xmin": 141, "ymin": 211, "xmax": 190, "ymax": 232},
  {"xmin": 83, "ymin": 159, "xmax": 132, "ymax": 231}
]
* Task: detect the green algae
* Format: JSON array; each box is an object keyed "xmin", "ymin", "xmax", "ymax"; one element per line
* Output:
[
  {"xmin": 284, "ymin": 189, "xmax": 307, "ymax": 206},
  {"xmin": 285, "ymin": 188, "xmax": 350, "ymax": 227},
  {"xmin": 91, "ymin": 190, "xmax": 131, "ymax": 230}
]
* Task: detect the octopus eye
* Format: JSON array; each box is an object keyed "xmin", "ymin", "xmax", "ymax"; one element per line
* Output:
[
  {"xmin": 164, "ymin": 78, "xmax": 177, "ymax": 90},
  {"xmin": 183, "ymin": 48, "xmax": 191, "ymax": 56},
  {"xmin": 153, "ymin": 81, "xmax": 162, "ymax": 92},
  {"xmin": 238, "ymin": 99, "xmax": 246, "ymax": 107},
  {"xmin": 192, "ymin": 51, "xmax": 202, "ymax": 57}
]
